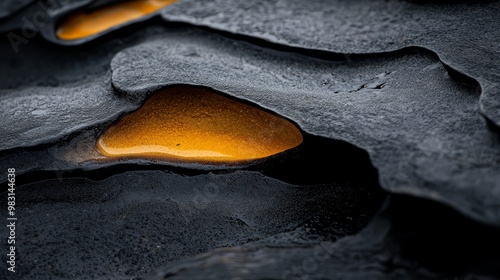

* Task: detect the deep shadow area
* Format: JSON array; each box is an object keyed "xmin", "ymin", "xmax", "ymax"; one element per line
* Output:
[
  {"xmin": 250, "ymin": 133, "xmax": 379, "ymax": 186},
  {"xmin": 388, "ymin": 195, "xmax": 500, "ymax": 277}
]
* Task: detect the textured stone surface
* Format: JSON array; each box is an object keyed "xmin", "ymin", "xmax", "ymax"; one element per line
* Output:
[
  {"xmin": 0, "ymin": 169, "xmax": 383, "ymax": 279},
  {"xmin": 0, "ymin": 1, "xmax": 499, "ymax": 279},
  {"xmin": 111, "ymin": 29, "xmax": 500, "ymax": 226},
  {"xmin": 0, "ymin": 26, "xmax": 170, "ymax": 150},
  {"xmin": 149, "ymin": 196, "xmax": 500, "ymax": 280},
  {"xmin": 0, "ymin": 78, "xmax": 133, "ymax": 150},
  {"xmin": 159, "ymin": 0, "xmax": 500, "ymax": 128}
]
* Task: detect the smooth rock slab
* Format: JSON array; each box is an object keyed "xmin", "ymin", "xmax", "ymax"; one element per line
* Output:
[{"xmin": 111, "ymin": 29, "xmax": 500, "ymax": 226}]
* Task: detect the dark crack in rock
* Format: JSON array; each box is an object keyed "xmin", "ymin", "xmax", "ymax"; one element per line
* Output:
[
  {"xmin": 159, "ymin": 0, "xmax": 500, "ymax": 127},
  {"xmin": 0, "ymin": 170, "xmax": 383, "ymax": 279},
  {"xmin": 149, "ymin": 195, "xmax": 500, "ymax": 280},
  {"xmin": 111, "ymin": 29, "xmax": 500, "ymax": 226}
]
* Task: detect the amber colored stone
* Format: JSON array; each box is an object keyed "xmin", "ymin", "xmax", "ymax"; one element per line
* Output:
[
  {"xmin": 57, "ymin": 0, "xmax": 176, "ymax": 40},
  {"xmin": 97, "ymin": 87, "xmax": 303, "ymax": 163}
]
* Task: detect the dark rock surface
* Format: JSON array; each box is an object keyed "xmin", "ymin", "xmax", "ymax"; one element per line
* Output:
[
  {"xmin": 0, "ymin": 78, "xmax": 133, "ymax": 151},
  {"xmin": 4, "ymin": 0, "xmax": 500, "ymax": 129},
  {"xmin": 0, "ymin": 26, "xmax": 170, "ymax": 150},
  {"xmin": 0, "ymin": 169, "xmax": 383, "ymax": 279},
  {"xmin": 0, "ymin": 1, "xmax": 499, "ymax": 279},
  {"xmin": 111, "ymin": 29, "xmax": 500, "ymax": 226},
  {"xmin": 149, "ymin": 195, "xmax": 500, "ymax": 280},
  {"xmin": 160, "ymin": 0, "xmax": 500, "ymax": 128},
  {"xmin": 0, "ymin": 0, "xmax": 33, "ymax": 20}
]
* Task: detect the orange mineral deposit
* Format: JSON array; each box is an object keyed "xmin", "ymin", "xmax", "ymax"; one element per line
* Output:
[
  {"xmin": 57, "ymin": 0, "xmax": 176, "ymax": 40},
  {"xmin": 97, "ymin": 86, "xmax": 303, "ymax": 163}
]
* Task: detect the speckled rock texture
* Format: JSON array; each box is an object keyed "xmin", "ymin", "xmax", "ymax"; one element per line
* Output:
[
  {"xmin": 110, "ymin": 29, "xmax": 500, "ymax": 227},
  {"xmin": 0, "ymin": 169, "xmax": 382, "ymax": 279},
  {"xmin": 0, "ymin": 27, "xmax": 168, "ymax": 150},
  {"xmin": 150, "ymin": 196, "xmax": 500, "ymax": 280},
  {"xmin": 0, "ymin": 0, "xmax": 499, "ymax": 279},
  {"xmin": 160, "ymin": 0, "xmax": 500, "ymax": 128},
  {"xmin": 0, "ymin": 78, "xmax": 132, "ymax": 150}
]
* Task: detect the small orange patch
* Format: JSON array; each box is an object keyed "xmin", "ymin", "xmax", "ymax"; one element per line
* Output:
[{"xmin": 57, "ymin": 0, "xmax": 176, "ymax": 40}]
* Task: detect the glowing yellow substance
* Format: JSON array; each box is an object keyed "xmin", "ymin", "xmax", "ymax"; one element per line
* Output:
[
  {"xmin": 57, "ymin": 0, "xmax": 176, "ymax": 40},
  {"xmin": 97, "ymin": 87, "xmax": 303, "ymax": 163}
]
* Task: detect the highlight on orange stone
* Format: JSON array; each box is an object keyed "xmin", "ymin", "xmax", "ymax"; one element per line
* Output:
[
  {"xmin": 56, "ymin": 0, "xmax": 176, "ymax": 40},
  {"xmin": 97, "ymin": 86, "xmax": 303, "ymax": 163}
]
